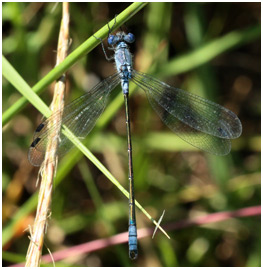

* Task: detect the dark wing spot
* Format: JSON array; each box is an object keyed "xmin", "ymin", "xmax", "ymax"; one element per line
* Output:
[
  {"xmin": 218, "ymin": 127, "xmax": 229, "ymax": 138},
  {"xmin": 30, "ymin": 137, "xmax": 41, "ymax": 148},
  {"xmin": 35, "ymin": 123, "xmax": 45, "ymax": 132}
]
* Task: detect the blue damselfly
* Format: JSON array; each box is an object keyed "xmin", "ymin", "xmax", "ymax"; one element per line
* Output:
[{"xmin": 29, "ymin": 31, "xmax": 242, "ymax": 260}]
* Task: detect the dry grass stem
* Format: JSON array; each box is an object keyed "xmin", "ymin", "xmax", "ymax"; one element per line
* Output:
[{"xmin": 25, "ymin": 3, "xmax": 70, "ymax": 267}]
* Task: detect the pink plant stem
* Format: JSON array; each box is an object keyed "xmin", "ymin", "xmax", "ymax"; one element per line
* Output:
[{"xmin": 12, "ymin": 205, "xmax": 260, "ymax": 266}]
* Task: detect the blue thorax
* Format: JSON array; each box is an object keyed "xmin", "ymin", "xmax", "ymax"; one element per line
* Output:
[{"xmin": 108, "ymin": 32, "xmax": 135, "ymax": 94}]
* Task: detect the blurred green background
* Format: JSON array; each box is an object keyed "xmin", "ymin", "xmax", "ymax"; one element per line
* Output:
[{"xmin": 2, "ymin": 2, "xmax": 261, "ymax": 267}]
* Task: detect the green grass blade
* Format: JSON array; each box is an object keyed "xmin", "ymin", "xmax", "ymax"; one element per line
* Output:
[
  {"xmin": 2, "ymin": 56, "xmax": 51, "ymax": 118},
  {"xmin": 2, "ymin": 52, "xmax": 169, "ymax": 246},
  {"xmin": 157, "ymin": 24, "xmax": 260, "ymax": 77}
]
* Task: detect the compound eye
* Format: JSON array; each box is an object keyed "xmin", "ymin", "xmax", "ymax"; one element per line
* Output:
[
  {"xmin": 124, "ymin": 33, "xmax": 135, "ymax": 43},
  {"xmin": 108, "ymin": 35, "xmax": 117, "ymax": 45}
]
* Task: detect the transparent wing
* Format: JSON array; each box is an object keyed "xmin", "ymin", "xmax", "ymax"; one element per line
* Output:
[
  {"xmin": 28, "ymin": 73, "xmax": 120, "ymax": 166},
  {"xmin": 132, "ymin": 70, "xmax": 242, "ymax": 155}
]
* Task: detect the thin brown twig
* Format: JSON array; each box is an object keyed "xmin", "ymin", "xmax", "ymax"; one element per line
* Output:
[{"xmin": 25, "ymin": 3, "xmax": 70, "ymax": 267}]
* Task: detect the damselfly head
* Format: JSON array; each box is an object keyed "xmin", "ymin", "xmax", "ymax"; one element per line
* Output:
[{"xmin": 108, "ymin": 31, "xmax": 135, "ymax": 46}]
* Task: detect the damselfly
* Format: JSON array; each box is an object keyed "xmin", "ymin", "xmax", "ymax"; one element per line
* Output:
[{"xmin": 29, "ymin": 31, "xmax": 242, "ymax": 260}]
